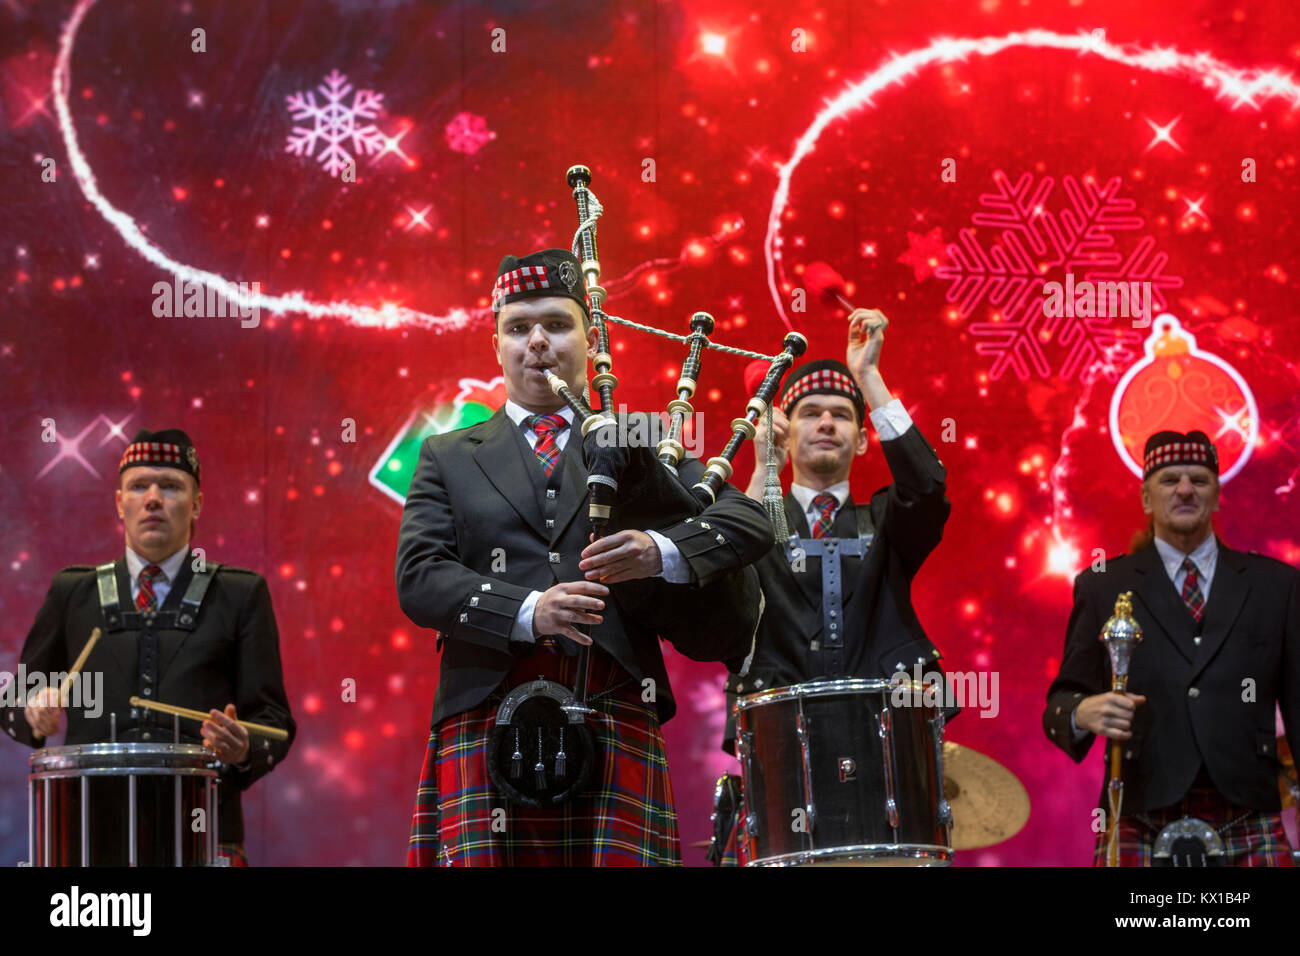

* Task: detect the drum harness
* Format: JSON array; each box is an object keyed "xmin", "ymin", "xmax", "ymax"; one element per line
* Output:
[
  {"xmin": 784, "ymin": 508, "xmax": 873, "ymax": 678},
  {"xmin": 95, "ymin": 560, "xmax": 219, "ymax": 736}
]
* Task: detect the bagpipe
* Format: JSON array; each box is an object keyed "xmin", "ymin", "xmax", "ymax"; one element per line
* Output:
[{"xmin": 487, "ymin": 165, "xmax": 805, "ymax": 807}]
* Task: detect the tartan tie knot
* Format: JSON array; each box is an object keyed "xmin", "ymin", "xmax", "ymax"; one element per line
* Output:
[
  {"xmin": 1180, "ymin": 557, "xmax": 1200, "ymax": 579},
  {"xmin": 523, "ymin": 413, "xmax": 567, "ymax": 477},
  {"xmin": 811, "ymin": 492, "xmax": 838, "ymax": 539},
  {"xmin": 136, "ymin": 563, "xmax": 164, "ymax": 611},
  {"xmin": 524, "ymin": 413, "xmax": 567, "ymax": 438}
]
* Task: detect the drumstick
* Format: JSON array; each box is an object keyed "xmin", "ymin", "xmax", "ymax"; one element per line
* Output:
[
  {"xmin": 128, "ymin": 695, "xmax": 290, "ymax": 741},
  {"xmin": 805, "ymin": 261, "xmax": 888, "ymax": 334},
  {"xmin": 57, "ymin": 627, "xmax": 102, "ymax": 706}
]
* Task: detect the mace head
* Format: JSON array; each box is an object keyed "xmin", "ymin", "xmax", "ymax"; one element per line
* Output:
[{"xmin": 1100, "ymin": 590, "xmax": 1143, "ymax": 683}]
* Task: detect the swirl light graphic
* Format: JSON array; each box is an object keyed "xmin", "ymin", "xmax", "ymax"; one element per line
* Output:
[
  {"xmin": 55, "ymin": 5, "xmax": 1300, "ymax": 348},
  {"xmin": 53, "ymin": 0, "xmax": 740, "ymax": 335},
  {"xmin": 764, "ymin": 29, "xmax": 1300, "ymax": 327},
  {"xmin": 53, "ymin": 0, "xmax": 471, "ymax": 331}
]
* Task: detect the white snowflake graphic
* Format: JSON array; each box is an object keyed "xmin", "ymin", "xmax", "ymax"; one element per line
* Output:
[
  {"xmin": 284, "ymin": 69, "xmax": 393, "ymax": 178},
  {"xmin": 935, "ymin": 171, "xmax": 1184, "ymax": 381}
]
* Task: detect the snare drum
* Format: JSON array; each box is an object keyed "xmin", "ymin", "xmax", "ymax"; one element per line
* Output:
[
  {"xmin": 29, "ymin": 743, "xmax": 220, "ymax": 867},
  {"xmin": 735, "ymin": 678, "xmax": 952, "ymax": 866}
]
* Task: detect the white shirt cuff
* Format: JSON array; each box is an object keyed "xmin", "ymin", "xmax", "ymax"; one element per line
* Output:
[
  {"xmin": 511, "ymin": 590, "xmax": 542, "ymax": 643},
  {"xmin": 868, "ymin": 399, "xmax": 912, "ymax": 442},
  {"xmin": 645, "ymin": 529, "xmax": 689, "ymax": 583},
  {"xmin": 1069, "ymin": 708, "xmax": 1088, "ymax": 741}
]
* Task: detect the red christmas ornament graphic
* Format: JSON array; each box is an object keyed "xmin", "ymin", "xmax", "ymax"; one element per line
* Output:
[{"xmin": 1109, "ymin": 314, "xmax": 1258, "ymax": 481}]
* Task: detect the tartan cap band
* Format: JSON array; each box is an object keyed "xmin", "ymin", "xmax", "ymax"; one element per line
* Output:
[
  {"xmin": 780, "ymin": 360, "xmax": 866, "ymax": 422},
  {"xmin": 492, "ymin": 248, "xmax": 591, "ymax": 316},
  {"xmin": 119, "ymin": 428, "xmax": 201, "ymax": 485},
  {"xmin": 1142, "ymin": 430, "xmax": 1218, "ymax": 479}
]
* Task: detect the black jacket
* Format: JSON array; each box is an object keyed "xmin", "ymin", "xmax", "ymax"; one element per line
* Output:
[
  {"xmin": 3, "ymin": 555, "xmax": 296, "ymax": 843},
  {"xmin": 1044, "ymin": 541, "xmax": 1300, "ymax": 812},
  {"xmin": 395, "ymin": 408, "xmax": 771, "ymax": 726}
]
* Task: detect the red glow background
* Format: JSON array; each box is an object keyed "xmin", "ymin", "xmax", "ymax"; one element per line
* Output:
[{"xmin": 2, "ymin": 0, "xmax": 1298, "ymax": 865}]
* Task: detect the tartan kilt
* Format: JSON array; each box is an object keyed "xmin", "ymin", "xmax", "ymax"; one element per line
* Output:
[
  {"xmin": 1093, "ymin": 788, "xmax": 1295, "ymax": 867},
  {"xmin": 408, "ymin": 640, "xmax": 681, "ymax": 866},
  {"xmin": 717, "ymin": 814, "xmax": 746, "ymax": 867},
  {"xmin": 217, "ymin": 843, "xmax": 249, "ymax": 867},
  {"xmin": 712, "ymin": 777, "xmax": 746, "ymax": 867}
]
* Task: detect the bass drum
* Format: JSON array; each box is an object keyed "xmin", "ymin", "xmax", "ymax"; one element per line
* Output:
[{"xmin": 735, "ymin": 678, "xmax": 952, "ymax": 866}]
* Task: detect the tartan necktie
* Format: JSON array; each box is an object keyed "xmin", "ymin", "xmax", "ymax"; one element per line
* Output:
[
  {"xmin": 523, "ymin": 413, "xmax": 567, "ymax": 477},
  {"xmin": 811, "ymin": 493, "xmax": 838, "ymax": 539},
  {"xmin": 136, "ymin": 563, "xmax": 164, "ymax": 611},
  {"xmin": 1180, "ymin": 557, "xmax": 1205, "ymax": 622}
]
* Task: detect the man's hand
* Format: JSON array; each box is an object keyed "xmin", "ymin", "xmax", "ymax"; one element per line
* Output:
[
  {"xmin": 24, "ymin": 686, "xmax": 61, "ymax": 740},
  {"xmin": 580, "ymin": 530, "xmax": 663, "ymax": 584},
  {"xmin": 752, "ymin": 406, "xmax": 790, "ymax": 476},
  {"xmin": 1073, "ymin": 691, "xmax": 1147, "ymax": 740},
  {"xmin": 846, "ymin": 308, "xmax": 896, "ymax": 410},
  {"xmin": 846, "ymin": 308, "xmax": 888, "ymax": 381},
  {"xmin": 533, "ymin": 581, "xmax": 609, "ymax": 645},
  {"xmin": 201, "ymin": 704, "xmax": 251, "ymax": 765}
]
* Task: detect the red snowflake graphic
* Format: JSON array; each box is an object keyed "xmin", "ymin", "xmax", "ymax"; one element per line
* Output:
[
  {"xmin": 897, "ymin": 227, "xmax": 949, "ymax": 281},
  {"xmin": 934, "ymin": 171, "xmax": 1184, "ymax": 381},
  {"xmin": 444, "ymin": 111, "xmax": 496, "ymax": 155}
]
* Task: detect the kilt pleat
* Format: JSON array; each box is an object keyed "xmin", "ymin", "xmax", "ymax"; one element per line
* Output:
[
  {"xmin": 1093, "ymin": 788, "xmax": 1295, "ymax": 867},
  {"xmin": 717, "ymin": 815, "xmax": 745, "ymax": 867},
  {"xmin": 408, "ymin": 641, "xmax": 681, "ymax": 867}
]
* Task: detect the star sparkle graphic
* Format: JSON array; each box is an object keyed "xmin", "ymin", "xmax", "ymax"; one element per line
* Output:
[
  {"xmin": 1143, "ymin": 115, "xmax": 1184, "ymax": 153},
  {"xmin": 36, "ymin": 413, "xmax": 132, "ymax": 479},
  {"xmin": 402, "ymin": 204, "xmax": 433, "ymax": 233}
]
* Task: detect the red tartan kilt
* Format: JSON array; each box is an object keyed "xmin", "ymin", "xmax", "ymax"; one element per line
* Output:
[
  {"xmin": 217, "ymin": 844, "xmax": 249, "ymax": 867},
  {"xmin": 408, "ymin": 640, "xmax": 681, "ymax": 866},
  {"xmin": 1094, "ymin": 788, "xmax": 1295, "ymax": 867},
  {"xmin": 719, "ymin": 813, "xmax": 747, "ymax": 867}
]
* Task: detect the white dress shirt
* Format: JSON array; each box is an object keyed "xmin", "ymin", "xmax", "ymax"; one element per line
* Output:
[
  {"xmin": 125, "ymin": 544, "xmax": 190, "ymax": 607},
  {"xmin": 503, "ymin": 400, "xmax": 688, "ymax": 642},
  {"xmin": 867, "ymin": 398, "xmax": 913, "ymax": 442}
]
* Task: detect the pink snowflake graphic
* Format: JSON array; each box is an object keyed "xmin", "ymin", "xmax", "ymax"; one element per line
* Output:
[
  {"xmin": 935, "ymin": 171, "xmax": 1183, "ymax": 381},
  {"xmin": 444, "ymin": 112, "xmax": 495, "ymax": 154}
]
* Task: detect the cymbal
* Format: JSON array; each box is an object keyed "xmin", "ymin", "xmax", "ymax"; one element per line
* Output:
[
  {"xmin": 1278, "ymin": 735, "xmax": 1297, "ymax": 810},
  {"xmin": 942, "ymin": 741, "xmax": 1030, "ymax": 851}
]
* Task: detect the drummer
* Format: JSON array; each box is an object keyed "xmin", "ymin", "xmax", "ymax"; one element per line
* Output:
[
  {"xmin": 711, "ymin": 310, "xmax": 955, "ymax": 864},
  {"xmin": 3, "ymin": 428, "xmax": 295, "ymax": 866}
]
